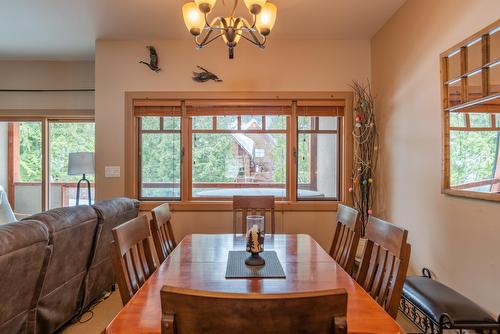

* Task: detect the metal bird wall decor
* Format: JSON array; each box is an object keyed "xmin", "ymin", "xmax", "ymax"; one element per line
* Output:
[
  {"xmin": 192, "ymin": 66, "xmax": 223, "ymax": 83},
  {"xmin": 139, "ymin": 46, "xmax": 161, "ymax": 72}
]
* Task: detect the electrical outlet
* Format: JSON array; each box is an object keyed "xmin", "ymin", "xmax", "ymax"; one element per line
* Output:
[{"xmin": 105, "ymin": 166, "xmax": 121, "ymax": 178}]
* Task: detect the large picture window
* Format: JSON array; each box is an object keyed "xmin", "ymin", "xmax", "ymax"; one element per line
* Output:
[
  {"xmin": 191, "ymin": 115, "xmax": 287, "ymax": 199},
  {"xmin": 441, "ymin": 20, "xmax": 500, "ymax": 201},
  {"xmin": 128, "ymin": 94, "xmax": 352, "ymax": 208}
]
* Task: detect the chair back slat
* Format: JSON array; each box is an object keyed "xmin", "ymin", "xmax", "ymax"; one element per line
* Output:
[
  {"xmin": 356, "ymin": 216, "xmax": 411, "ymax": 318},
  {"xmin": 161, "ymin": 287, "xmax": 348, "ymax": 334},
  {"xmin": 233, "ymin": 196, "xmax": 275, "ymax": 235},
  {"xmin": 112, "ymin": 215, "xmax": 156, "ymax": 305},
  {"xmin": 150, "ymin": 203, "xmax": 177, "ymax": 264},
  {"xmin": 329, "ymin": 204, "xmax": 361, "ymax": 274}
]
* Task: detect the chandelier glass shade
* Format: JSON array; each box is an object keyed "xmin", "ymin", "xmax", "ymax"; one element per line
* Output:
[{"xmin": 182, "ymin": 0, "xmax": 277, "ymax": 59}]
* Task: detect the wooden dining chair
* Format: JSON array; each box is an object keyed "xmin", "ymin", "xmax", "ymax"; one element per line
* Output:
[
  {"xmin": 111, "ymin": 215, "xmax": 157, "ymax": 305},
  {"xmin": 232, "ymin": 195, "xmax": 275, "ymax": 235},
  {"xmin": 160, "ymin": 286, "xmax": 348, "ymax": 334},
  {"xmin": 355, "ymin": 216, "xmax": 411, "ymax": 319},
  {"xmin": 329, "ymin": 204, "xmax": 361, "ymax": 275},
  {"xmin": 150, "ymin": 203, "xmax": 177, "ymax": 264}
]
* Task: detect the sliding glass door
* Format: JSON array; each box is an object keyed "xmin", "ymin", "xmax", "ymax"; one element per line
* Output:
[
  {"xmin": 49, "ymin": 121, "xmax": 95, "ymax": 209},
  {"xmin": 0, "ymin": 117, "xmax": 95, "ymax": 215},
  {"xmin": 0, "ymin": 121, "xmax": 43, "ymax": 214}
]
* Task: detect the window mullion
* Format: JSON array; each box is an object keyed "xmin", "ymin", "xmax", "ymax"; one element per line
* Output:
[
  {"xmin": 181, "ymin": 101, "xmax": 191, "ymax": 202},
  {"xmin": 41, "ymin": 118, "xmax": 49, "ymax": 211},
  {"xmin": 289, "ymin": 101, "xmax": 298, "ymax": 202}
]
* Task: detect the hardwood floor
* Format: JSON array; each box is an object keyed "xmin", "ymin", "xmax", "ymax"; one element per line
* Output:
[{"xmin": 61, "ymin": 291, "xmax": 122, "ymax": 334}]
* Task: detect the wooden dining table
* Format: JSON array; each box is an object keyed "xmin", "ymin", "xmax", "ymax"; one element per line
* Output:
[{"xmin": 105, "ymin": 234, "xmax": 403, "ymax": 333}]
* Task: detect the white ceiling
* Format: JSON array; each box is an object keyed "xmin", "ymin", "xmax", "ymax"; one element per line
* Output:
[{"xmin": 0, "ymin": 0, "xmax": 406, "ymax": 60}]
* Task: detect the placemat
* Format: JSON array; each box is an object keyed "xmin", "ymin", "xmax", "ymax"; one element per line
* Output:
[{"xmin": 225, "ymin": 251, "xmax": 286, "ymax": 279}]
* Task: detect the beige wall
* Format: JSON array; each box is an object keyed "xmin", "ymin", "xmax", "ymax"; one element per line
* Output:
[
  {"xmin": 0, "ymin": 61, "xmax": 94, "ymax": 110},
  {"xmin": 372, "ymin": 0, "xmax": 500, "ymax": 313},
  {"xmin": 95, "ymin": 39, "xmax": 371, "ymax": 250}
]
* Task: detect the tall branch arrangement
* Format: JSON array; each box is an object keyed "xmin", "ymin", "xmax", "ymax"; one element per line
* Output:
[{"xmin": 349, "ymin": 80, "xmax": 379, "ymax": 236}]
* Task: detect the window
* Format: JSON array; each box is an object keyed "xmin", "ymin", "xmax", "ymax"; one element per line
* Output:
[
  {"xmin": 297, "ymin": 116, "xmax": 340, "ymax": 200},
  {"xmin": 441, "ymin": 20, "xmax": 500, "ymax": 201},
  {"xmin": 191, "ymin": 115, "xmax": 287, "ymax": 199},
  {"xmin": 129, "ymin": 94, "xmax": 351, "ymax": 207},
  {"xmin": 49, "ymin": 121, "xmax": 95, "ymax": 208},
  {"xmin": 139, "ymin": 116, "xmax": 181, "ymax": 200},
  {"xmin": 0, "ymin": 115, "xmax": 95, "ymax": 213},
  {"xmin": 0, "ymin": 121, "xmax": 43, "ymax": 214}
]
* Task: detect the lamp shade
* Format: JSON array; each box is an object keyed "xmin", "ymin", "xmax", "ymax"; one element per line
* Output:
[
  {"xmin": 255, "ymin": 2, "xmax": 277, "ymax": 36},
  {"xmin": 182, "ymin": 2, "xmax": 206, "ymax": 36},
  {"xmin": 68, "ymin": 152, "xmax": 95, "ymax": 176},
  {"xmin": 243, "ymin": 0, "xmax": 267, "ymax": 14},
  {"xmin": 194, "ymin": 0, "xmax": 216, "ymax": 13}
]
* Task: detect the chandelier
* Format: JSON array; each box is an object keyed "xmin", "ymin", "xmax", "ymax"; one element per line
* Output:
[{"xmin": 182, "ymin": 0, "xmax": 278, "ymax": 59}]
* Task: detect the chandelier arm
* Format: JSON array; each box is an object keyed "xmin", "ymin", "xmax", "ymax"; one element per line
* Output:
[
  {"xmin": 230, "ymin": 0, "xmax": 238, "ymax": 18},
  {"xmin": 205, "ymin": 14, "xmax": 224, "ymax": 30},
  {"xmin": 238, "ymin": 33, "xmax": 266, "ymax": 47},
  {"xmin": 250, "ymin": 14, "xmax": 257, "ymax": 29},
  {"xmin": 239, "ymin": 17, "xmax": 257, "ymax": 32},
  {"xmin": 195, "ymin": 32, "xmax": 224, "ymax": 48},
  {"xmin": 195, "ymin": 29, "xmax": 214, "ymax": 47},
  {"xmin": 246, "ymin": 27, "xmax": 266, "ymax": 46}
]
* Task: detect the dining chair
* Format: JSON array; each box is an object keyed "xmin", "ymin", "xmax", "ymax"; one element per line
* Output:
[
  {"xmin": 160, "ymin": 286, "xmax": 348, "ymax": 334},
  {"xmin": 111, "ymin": 215, "xmax": 156, "ymax": 305},
  {"xmin": 329, "ymin": 204, "xmax": 361, "ymax": 275},
  {"xmin": 232, "ymin": 195, "xmax": 275, "ymax": 235},
  {"xmin": 150, "ymin": 203, "xmax": 177, "ymax": 264},
  {"xmin": 355, "ymin": 215, "xmax": 411, "ymax": 319}
]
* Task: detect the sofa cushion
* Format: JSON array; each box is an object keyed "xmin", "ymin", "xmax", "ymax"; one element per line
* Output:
[
  {"xmin": 24, "ymin": 205, "xmax": 98, "ymax": 334},
  {"xmin": 403, "ymin": 276, "xmax": 496, "ymax": 325},
  {"xmin": 0, "ymin": 220, "xmax": 50, "ymax": 334},
  {"xmin": 82, "ymin": 198, "xmax": 140, "ymax": 308}
]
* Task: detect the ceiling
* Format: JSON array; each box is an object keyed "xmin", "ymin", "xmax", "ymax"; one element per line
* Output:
[{"xmin": 0, "ymin": 0, "xmax": 406, "ymax": 60}]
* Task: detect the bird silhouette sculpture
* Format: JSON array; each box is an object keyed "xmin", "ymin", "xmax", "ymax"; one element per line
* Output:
[
  {"xmin": 139, "ymin": 46, "xmax": 161, "ymax": 72},
  {"xmin": 192, "ymin": 66, "xmax": 222, "ymax": 83}
]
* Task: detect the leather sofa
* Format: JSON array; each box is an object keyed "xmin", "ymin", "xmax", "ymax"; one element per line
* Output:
[
  {"xmin": 0, "ymin": 197, "xmax": 139, "ymax": 334},
  {"xmin": 0, "ymin": 220, "xmax": 51, "ymax": 334}
]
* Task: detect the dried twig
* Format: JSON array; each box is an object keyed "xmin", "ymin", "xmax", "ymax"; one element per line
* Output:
[{"xmin": 350, "ymin": 80, "xmax": 379, "ymax": 236}]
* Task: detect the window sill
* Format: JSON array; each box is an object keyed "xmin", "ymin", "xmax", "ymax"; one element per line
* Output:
[
  {"xmin": 443, "ymin": 188, "xmax": 500, "ymax": 202},
  {"xmin": 139, "ymin": 200, "xmax": 341, "ymax": 212}
]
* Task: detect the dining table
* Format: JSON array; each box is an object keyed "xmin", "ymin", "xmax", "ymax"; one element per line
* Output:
[{"xmin": 105, "ymin": 234, "xmax": 403, "ymax": 333}]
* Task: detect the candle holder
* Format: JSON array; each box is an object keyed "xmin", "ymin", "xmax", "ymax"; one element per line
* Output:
[{"xmin": 245, "ymin": 215, "xmax": 265, "ymax": 266}]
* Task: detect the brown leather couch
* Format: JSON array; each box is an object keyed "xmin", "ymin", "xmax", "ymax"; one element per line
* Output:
[
  {"xmin": 0, "ymin": 220, "xmax": 51, "ymax": 334},
  {"xmin": 0, "ymin": 197, "xmax": 139, "ymax": 334}
]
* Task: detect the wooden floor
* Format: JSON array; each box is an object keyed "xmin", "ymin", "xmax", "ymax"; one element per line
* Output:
[{"xmin": 61, "ymin": 289, "xmax": 421, "ymax": 334}]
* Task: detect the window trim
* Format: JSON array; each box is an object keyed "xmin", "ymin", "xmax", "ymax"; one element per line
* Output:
[
  {"xmin": 440, "ymin": 19, "xmax": 500, "ymax": 202},
  {"xmin": 0, "ymin": 109, "xmax": 95, "ymax": 211},
  {"xmin": 125, "ymin": 92, "xmax": 354, "ymax": 211}
]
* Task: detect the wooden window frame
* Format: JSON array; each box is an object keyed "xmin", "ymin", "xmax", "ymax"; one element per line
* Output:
[
  {"xmin": 0, "ymin": 109, "xmax": 94, "ymax": 211},
  {"xmin": 441, "ymin": 19, "xmax": 500, "ymax": 202},
  {"xmin": 296, "ymin": 115, "xmax": 341, "ymax": 201},
  {"xmin": 138, "ymin": 116, "xmax": 182, "ymax": 201},
  {"xmin": 125, "ymin": 92, "xmax": 353, "ymax": 212}
]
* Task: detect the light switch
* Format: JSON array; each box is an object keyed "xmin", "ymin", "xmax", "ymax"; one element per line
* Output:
[{"xmin": 105, "ymin": 166, "xmax": 121, "ymax": 178}]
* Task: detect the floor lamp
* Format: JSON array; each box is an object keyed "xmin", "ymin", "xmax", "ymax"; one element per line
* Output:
[{"xmin": 68, "ymin": 152, "xmax": 95, "ymax": 206}]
